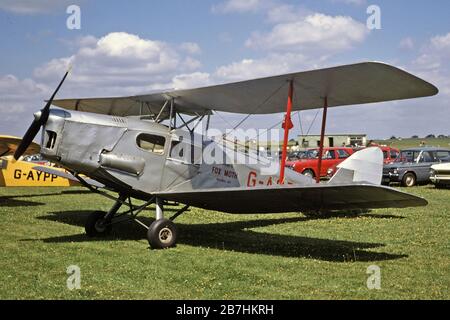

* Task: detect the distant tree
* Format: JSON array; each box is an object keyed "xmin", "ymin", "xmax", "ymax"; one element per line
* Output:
[
  {"xmin": 426, "ymin": 134, "xmax": 436, "ymax": 139},
  {"xmin": 438, "ymin": 134, "xmax": 448, "ymax": 139},
  {"xmin": 411, "ymin": 135, "xmax": 419, "ymax": 139},
  {"xmin": 390, "ymin": 136, "xmax": 397, "ymax": 140}
]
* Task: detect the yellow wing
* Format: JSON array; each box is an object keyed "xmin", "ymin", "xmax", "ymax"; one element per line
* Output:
[{"xmin": 0, "ymin": 135, "xmax": 40, "ymax": 158}]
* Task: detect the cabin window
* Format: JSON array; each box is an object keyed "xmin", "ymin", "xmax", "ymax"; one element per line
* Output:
[{"xmin": 136, "ymin": 134, "xmax": 166, "ymax": 155}]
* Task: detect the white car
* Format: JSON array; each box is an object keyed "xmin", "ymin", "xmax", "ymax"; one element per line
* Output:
[{"xmin": 430, "ymin": 163, "xmax": 450, "ymax": 188}]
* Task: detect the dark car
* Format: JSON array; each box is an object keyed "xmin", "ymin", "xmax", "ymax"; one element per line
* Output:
[{"xmin": 383, "ymin": 147, "xmax": 450, "ymax": 187}]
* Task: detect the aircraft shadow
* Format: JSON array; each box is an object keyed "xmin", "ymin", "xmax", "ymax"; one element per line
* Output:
[
  {"xmin": 0, "ymin": 196, "xmax": 44, "ymax": 207},
  {"xmin": 61, "ymin": 190, "xmax": 93, "ymax": 195},
  {"xmin": 0, "ymin": 190, "xmax": 72, "ymax": 207},
  {"xmin": 31, "ymin": 210, "xmax": 408, "ymax": 262}
]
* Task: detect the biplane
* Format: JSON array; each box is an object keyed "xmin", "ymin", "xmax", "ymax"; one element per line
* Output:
[
  {"xmin": 14, "ymin": 62, "xmax": 438, "ymax": 249},
  {"xmin": 0, "ymin": 135, "xmax": 78, "ymax": 187}
]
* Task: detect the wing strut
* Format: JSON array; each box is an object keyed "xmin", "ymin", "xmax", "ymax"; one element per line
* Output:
[
  {"xmin": 279, "ymin": 80, "xmax": 294, "ymax": 184},
  {"xmin": 316, "ymin": 97, "xmax": 329, "ymax": 183}
]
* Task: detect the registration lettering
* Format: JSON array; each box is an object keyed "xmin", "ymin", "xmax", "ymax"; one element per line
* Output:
[
  {"xmin": 13, "ymin": 169, "xmax": 58, "ymax": 182},
  {"xmin": 247, "ymin": 171, "xmax": 292, "ymax": 187}
]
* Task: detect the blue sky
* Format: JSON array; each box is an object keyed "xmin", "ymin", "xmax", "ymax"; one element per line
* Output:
[{"xmin": 0, "ymin": 0, "xmax": 449, "ymax": 139}]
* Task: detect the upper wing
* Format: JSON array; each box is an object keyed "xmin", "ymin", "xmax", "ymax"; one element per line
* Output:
[
  {"xmin": 0, "ymin": 135, "xmax": 40, "ymax": 157},
  {"xmin": 51, "ymin": 62, "xmax": 438, "ymax": 118},
  {"xmin": 156, "ymin": 184, "xmax": 427, "ymax": 214}
]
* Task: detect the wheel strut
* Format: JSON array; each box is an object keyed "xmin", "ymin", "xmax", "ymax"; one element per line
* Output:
[
  {"xmin": 84, "ymin": 192, "xmax": 188, "ymax": 250},
  {"xmin": 104, "ymin": 193, "xmax": 127, "ymax": 221}
]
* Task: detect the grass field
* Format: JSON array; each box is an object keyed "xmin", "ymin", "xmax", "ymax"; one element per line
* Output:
[
  {"xmin": 375, "ymin": 137, "xmax": 450, "ymax": 150},
  {"xmin": 0, "ymin": 185, "xmax": 449, "ymax": 300}
]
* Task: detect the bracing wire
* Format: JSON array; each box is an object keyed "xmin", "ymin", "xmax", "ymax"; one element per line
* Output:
[{"xmin": 231, "ymin": 81, "xmax": 288, "ymax": 131}]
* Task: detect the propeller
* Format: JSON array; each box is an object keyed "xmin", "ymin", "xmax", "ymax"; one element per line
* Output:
[{"xmin": 14, "ymin": 70, "xmax": 70, "ymax": 160}]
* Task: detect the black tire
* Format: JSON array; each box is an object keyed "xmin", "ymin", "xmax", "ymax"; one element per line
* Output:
[
  {"xmin": 147, "ymin": 219, "xmax": 177, "ymax": 249},
  {"xmin": 302, "ymin": 169, "xmax": 315, "ymax": 178},
  {"xmin": 402, "ymin": 173, "xmax": 417, "ymax": 187},
  {"xmin": 85, "ymin": 211, "xmax": 112, "ymax": 237}
]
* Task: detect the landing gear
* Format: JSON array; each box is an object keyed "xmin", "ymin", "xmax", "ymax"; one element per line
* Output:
[
  {"xmin": 147, "ymin": 219, "xmax": 177, "ymax": 249},
  {"xmin": 145, "ymin": 198, "xmax": 188, "ymax": 249},
  {"xmin": 85, "ymin": 211, "xmax": 112, "ymax": 237},
  {"xmin": 82, "ymin": 190, "xmax": 188, "ymax": 250},
  {"xmin": 85, "ymin": 193, "xmax": 127, "ymax": 237}
]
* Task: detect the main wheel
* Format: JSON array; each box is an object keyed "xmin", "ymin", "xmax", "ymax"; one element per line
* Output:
[
  {"xmin": 85, "ymin": 211, "xmax": 112, "ymax": 237},
  {"xmin": 147, "ymin": 219, "xmax": 177, "ymax": 249},
  {"xmin": 402, "ymin": 173, "xmax": 417, "ymax": 187}
]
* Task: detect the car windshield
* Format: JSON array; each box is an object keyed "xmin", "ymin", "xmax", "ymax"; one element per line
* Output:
[
  {"xmin": 305, "ymin": 149, "xmax": 334, "ymax": 159},
  {"xmin": 395, "ymin": 151, "xmax": 421, "ymax": 163},
  {"xmin": 288, "ymin": 151, "xmax": 307, "ymax": 160},
  {"xmin": 305, "ymin": 150, "xmax": 318, "ymax": 158}
]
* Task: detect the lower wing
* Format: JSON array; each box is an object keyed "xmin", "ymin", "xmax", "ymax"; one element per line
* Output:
[{"xmin": 156, "ymin": 184, "xmax": 427, "ymax": 214}]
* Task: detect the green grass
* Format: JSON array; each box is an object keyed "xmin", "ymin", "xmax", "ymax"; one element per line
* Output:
[
  {"xmin": 0, "ymin": 186, "xmax": 449, "ymax": 300},
  {"xmin": 375, "ymin": 138, "xmax": 450, "ymax": 150}
]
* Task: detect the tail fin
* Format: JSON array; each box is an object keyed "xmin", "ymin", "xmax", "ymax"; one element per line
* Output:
[{"xmin": 329, "ymin": 147, "xmax": 383, "ymax": 185}]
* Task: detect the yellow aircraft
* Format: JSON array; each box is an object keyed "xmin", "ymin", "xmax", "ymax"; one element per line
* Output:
[{"xmin": 0, "ymin": 135, "xmax": 77, "ymax": 187}]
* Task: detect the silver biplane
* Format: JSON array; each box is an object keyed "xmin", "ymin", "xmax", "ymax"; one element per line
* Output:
[{"xmin": 14, "ymin": 62, "xmax": 438, "ymax": 249}]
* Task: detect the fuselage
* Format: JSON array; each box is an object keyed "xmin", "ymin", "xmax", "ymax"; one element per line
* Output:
[{"xmin": 40, "ymin": 109, "xmax": 312, "ymax": 199}]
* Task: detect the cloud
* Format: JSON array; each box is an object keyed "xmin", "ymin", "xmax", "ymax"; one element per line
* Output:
[
  {"xmin": 0, "ymin": 0, "xmax": 79, "ymax": 15},
  {"xmin": 171, "ymin": 72, "xmax": 212, "ymax": 90},
  {"xmin": 330, "ymin": 0, "xmax": 367, "ymax": 6},
  {"xmin": 212, "ymin": 0, "xmax": 271, "ymax": 14},
  {"xmin": 266, "ymin": 4, "xmax": 311, "ymax": 23},
  {"xmin": 212, "ymin": 3, "xmax": 369, "ymax": 82},
  {"xmin": 0, "ymin": 32, "xmax": 206, "ymax": 136},
  {"xmin": 33, "ymin": 32, "xmax": 202, "ymax": 97},
  {"xmin": 399, "ymin": 37, "xmax": 415, "ymax": 50},
  {"xmin": 245, "ymin": 13, "xmax": 368, "ymax": 53},
  {"xmin": 214, "ymin": 53, "xmax": 327, "ymax": 82},
  {"xmin": 430, "ymin": 33, "xmax": 450, "ymax": 51},
  {"xmin": 179, "ymin": 42, "xmax": 202, "ymax": 55},
  {"xmin": 412, "ymin": 32, "xmax": 450, "ymax": 96},
  {"xmin": 0, "ymin": 75, "xmax": 52, "ymax": 136}
]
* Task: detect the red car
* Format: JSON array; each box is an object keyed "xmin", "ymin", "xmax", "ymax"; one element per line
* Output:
[
  {"xmin": 326, "ymin": 146, "xmax": 400, "ymax": 177},
  {"xmin": 288, "ymin": 147, "xmax": 355, "ymax": 178},
  {"xmin": 354, "ymin": 146, "xmax": 400, "ymax": 164},
  {"xmin": 380, "ymin": 146, "xmax": 400, "ymax": 164}
]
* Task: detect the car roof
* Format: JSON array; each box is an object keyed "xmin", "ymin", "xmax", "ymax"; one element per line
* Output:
[
  {"xmin": 307, "ymin": 147, "xmax": 353, "ymax": 150},
  {"xmin": 402, "ymin": 147, "xmax": 450, "ymax": 152}
]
